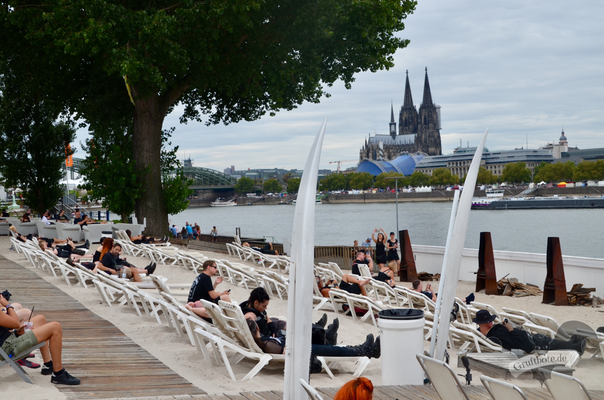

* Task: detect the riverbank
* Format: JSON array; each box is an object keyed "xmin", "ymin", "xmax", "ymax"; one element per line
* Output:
[{"xmin": 184, "ymin": 186, "xmax": 603, "ymax": 207}]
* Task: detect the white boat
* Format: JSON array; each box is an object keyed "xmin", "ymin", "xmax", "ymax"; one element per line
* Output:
[{"xmin": 211, "ymin": 198, "xmax": 237, "ymax": 207}]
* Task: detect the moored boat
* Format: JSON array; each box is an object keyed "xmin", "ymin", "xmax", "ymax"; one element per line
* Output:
[{"xmin": 211, "ymin": 198, "xmax": 237, "ymax": 207}]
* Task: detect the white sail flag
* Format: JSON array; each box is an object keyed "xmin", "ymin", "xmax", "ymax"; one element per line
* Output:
[
  {"xmin": 433, "ymin": 129, "xmax": 489, "ymax": 361},
  {"xmin": 283, "ymin": 119, "xmax": 327, "ymax": 399}
]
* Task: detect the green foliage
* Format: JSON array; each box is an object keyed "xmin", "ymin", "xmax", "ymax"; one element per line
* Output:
[
  {"xmin": 407, "ymin": 171, "xmax": 431, "ymax": 187},
  {"xmin": 319, "ymin": 173, "xmax": 349, "ymax": 191},
  {"xmin": 573, "ymin": 160, "xmax": 604, "ymax": 182},
  {"xmin": 0, "ymin": 79, "xmax": 75, "ymax": 213},
  {"xmin": 263, "ymin": 179, "xmax": 282, "ymax": 194},
  {"xmin": 476, "ymin": 167, "xmax": 497, "ymax": 185},
  {"xmin": 374, "ymin": 172, "xmax": 406, "ymax": 189},
  {"xmin": 234, "ymin": 177, "xmax": 255, "ymax": 194},
  {"xmin": 80, "ymin": 122, "xmax": 142, "ymax": 222},
  {"xmin": 287, "ymin": 177, "xmax": 301, "ymax": 194},
  {"xmin": 160, "ymin": 128, "xmax": 193, "ymax": 215},
  {"xmin": 533, "ymin": 161, "xmax": 575, "ymax": 183},
  {"xmin": 501, "ymin": 162, "xmax": 532, "ymax": 184},
  {"xmin": 429, "ymin": 168, "xmax": 459, "ymax": 186},
  {"xmin": 0, "ymin": 0, "xmax": 417, "ymax": 232},
  {"xmin": 348, "ymin": 172, "xmax": 374, "ymax": 190}
]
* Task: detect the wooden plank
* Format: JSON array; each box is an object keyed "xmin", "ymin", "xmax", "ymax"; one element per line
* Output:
[{"xmin": 0, "ymin": 255, "xmax": 205, "ymax": 400}]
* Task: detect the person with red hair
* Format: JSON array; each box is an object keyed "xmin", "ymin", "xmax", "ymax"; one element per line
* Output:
[{"xmin": 333, "ymin": 377, "xmax": 374, "ymax": 400}]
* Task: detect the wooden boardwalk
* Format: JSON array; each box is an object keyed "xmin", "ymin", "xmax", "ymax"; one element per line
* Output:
[{"xmin": 0, "ymin": 255, "xmax": 206, "ymax": 399}]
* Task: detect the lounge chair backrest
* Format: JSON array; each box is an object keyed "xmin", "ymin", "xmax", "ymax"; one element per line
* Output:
[
  {"xmin": 416, "ymin": 354, "xmax": 470, "ymax": 400},
  {"xmin": 480, "ymin": 375, "xmax": 528, "ymax": 400},
  {"xmin": 542, "ymin": 369, "xmax": 593, "ymax": 400},
  {"xmin": 358, "ymin": 264, "xmax": 372, "ymax": 278},
  {"xmin": 299, "ymin": 378, "xmax": 325, "ymax": 400},
  {"xmin": 218, "ymin": 300, "xmax": 267, "ymax": 354}
]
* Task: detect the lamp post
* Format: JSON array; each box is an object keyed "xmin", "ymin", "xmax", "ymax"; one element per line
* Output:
[{"xmin": 385, "ymin": 176, "xmax": 406, "ymax": 236}]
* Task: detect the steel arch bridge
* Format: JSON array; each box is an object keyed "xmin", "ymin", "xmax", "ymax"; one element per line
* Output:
[
  {"xmin": 183, "ymin": 167, "xmax": 236, "ymax": 187},
  {"xmin": 71, "ymin": 159, "xmax": 236, "ymax": 188}
]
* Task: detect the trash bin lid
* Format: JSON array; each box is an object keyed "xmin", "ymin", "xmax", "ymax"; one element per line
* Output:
[{"xmin": 378, "ymin": 309, "xmax": 424, "ymax": 320}]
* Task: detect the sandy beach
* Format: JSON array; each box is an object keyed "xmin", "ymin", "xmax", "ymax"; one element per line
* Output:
[{"xmin": 1, "ymin": 236, "xmax": 603, "ymax": 399}]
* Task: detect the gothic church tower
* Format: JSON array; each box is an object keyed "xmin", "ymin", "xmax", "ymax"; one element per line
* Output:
[{"xmin": 416, "ymin": 68, "xmax": 442, "ymax": 155}]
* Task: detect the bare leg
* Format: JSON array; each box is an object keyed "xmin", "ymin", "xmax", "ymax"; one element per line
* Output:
[
  {"xmin": 186, "ymin": 302, "xmax": 211, "ymax": 319},
  {"xmin": 32, "ymin": 321, "xmax": 63, "ymax": 372},
  {"xmin": 342, "ymin": 275, "xmax": 371, "ymax": 297},
  {"xmin": 30, "ymin": 315, "xmax": 51, "ymax": 363},
  {"xmin": 130, "ymin": 268, "xmax": 142, "ymax": 282}
]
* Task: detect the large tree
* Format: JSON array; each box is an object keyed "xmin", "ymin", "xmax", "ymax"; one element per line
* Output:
[
  {"xmin": 0, "ymin": 0, "xmax": 417, "ymax": 235},
  {"xmin": 501, "ymin": 162, "xmax": 531, "ymax": 184},
  {"xmin": 0, "ymin": 76, "xmax": 75, "ymax": 213}
]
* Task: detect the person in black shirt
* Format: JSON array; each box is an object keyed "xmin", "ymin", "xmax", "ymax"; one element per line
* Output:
[
  {"xmin": 240, "ymin": 287, "xmax": 286, "ymax": 338},
  {"xmin": 474, "ymin": 310, "xmax": 585, "ymax": 354},
  {"xmin": 186, "ymin": 260, "xmax": 231, "ymax": 320},
  {"xmin": 386, "ymin": 232, "xmax": 400, "ymax": 271},
  {"xmin": 98, "ymin": 243, "xmax": 156, "ymax": 282},
  {"xmin": 412, "ymin": 279, "xmax": 437, "ymax": 302},
  {"xmin": 55, "ymin": 210, "xmax": 70, "ymax": 222},
  {"xmin": 352, "ymin": 250, "xmax": 396, "ymax": 287}
]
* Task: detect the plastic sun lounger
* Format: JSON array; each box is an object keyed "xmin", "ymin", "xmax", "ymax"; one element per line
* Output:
[
  {"xmin": 480, "ymin": 375, "xmax": 529, "ymax": 400},
  {"xmin": 416, "ymin": 353, "xmax": 470, "ymax": 400},
  {"xmin": 541, "ymin": 368, "xmax": 594, "ymax": 400},
  {"xmin": 300, "ymin": 378, "xmax": 325, "ymax": 400}
]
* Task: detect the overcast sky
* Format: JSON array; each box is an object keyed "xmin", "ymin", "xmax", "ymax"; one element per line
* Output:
[{"xmin": 76, "ymin": 0, "xmax": 604, "ymax": 172}]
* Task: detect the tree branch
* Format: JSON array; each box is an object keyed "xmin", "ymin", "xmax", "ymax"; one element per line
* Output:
[
  {"xmin": 159, "ymin": 2, "xmax": 182, "ymax": 12},
  {"xmin": 160, "ymin": 81, "xmax": 190, "ymax": 113}
]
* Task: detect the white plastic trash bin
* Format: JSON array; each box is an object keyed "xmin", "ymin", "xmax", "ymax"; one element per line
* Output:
[{"xmin": 378, "ymin": 308, "xmax": 425, "ymax": 385}]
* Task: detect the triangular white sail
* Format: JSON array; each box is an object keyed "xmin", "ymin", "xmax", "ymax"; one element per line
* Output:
[
  {"xmin": 283, "ymin": 119, "xmax": 327, "ymax": 399},
  {"xmin": 432, "ymin": 129, "xmax": 489, "ymax": 361}
]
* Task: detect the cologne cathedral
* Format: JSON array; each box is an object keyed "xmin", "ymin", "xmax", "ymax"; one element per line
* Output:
[{"xmin": 360, "ymin": 69, "xmax": 442, "ymax": 161}]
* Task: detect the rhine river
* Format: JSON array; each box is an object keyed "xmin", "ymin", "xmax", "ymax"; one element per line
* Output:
[{"xmin": 171, "ymin": 202, "xmax": 604, "ymax": 259}]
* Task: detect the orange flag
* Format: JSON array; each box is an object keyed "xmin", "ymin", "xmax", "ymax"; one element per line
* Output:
[{"xmin": 65, "ymin": 143, "xmax": 73, "ymax": 167}]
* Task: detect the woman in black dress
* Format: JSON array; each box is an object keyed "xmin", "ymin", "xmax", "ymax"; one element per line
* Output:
[
  {"xmin": 386, "ymin": 231, "xmax": 400, "ymax": 273},
  {"xmin": 371, "ymin": 228, "xmax": 387, "ymax": 270}
]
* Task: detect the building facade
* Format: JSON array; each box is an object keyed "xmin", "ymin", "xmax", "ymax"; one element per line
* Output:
[{"xmin": 359, "ymin": 69, "xmax": 442, "ymax": 162}]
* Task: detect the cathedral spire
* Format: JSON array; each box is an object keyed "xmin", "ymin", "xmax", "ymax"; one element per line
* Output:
[
  {"xmin": 390, "ymin": 101, "xmax": 395, "ymax": 122},
  {"xmin": 403, "ymin": 70, "xmax": 414, "ymax": 108},
  {"xmin": 421, "ymin": 67, "xmax": 433, "ymax": 106}
]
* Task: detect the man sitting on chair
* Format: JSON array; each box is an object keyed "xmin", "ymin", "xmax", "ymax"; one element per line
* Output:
[
  {"xmin": 186, "ymin": 260, "xmax": 231, "ymax": 322},
  {"xmin": 474, "ymin": 310, "xmax": 586, "ymax": 355},
  {"xmin": 0, "ymin": 293, "xmax": 80, "ymax": 384}
]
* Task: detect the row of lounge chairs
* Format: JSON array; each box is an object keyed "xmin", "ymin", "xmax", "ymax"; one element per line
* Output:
[
  {"xmin": 417, "ymin": 353, "xmax": 596, "ymax": 400},
  {"xmin": 10, "ymin": 234, "xmax": 373, "ymax": 381}
]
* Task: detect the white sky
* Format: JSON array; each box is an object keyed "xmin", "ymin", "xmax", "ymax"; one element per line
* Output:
[{"xmin": 75, "ymin": 0, "xmax": 604, "ymax": 172}]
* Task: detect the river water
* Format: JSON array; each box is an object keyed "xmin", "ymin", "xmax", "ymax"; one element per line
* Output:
[{"xmin": 171, "ymin": 202, "xmax": 604, "ymax": 259}]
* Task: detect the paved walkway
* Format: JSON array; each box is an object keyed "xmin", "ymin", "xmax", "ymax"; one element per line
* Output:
[{"xmin": 0, "ymin": 255, "xmax": 206, "ymax": 399}]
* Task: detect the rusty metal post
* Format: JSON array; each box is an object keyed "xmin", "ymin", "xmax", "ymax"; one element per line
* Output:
[
  {"xmin": 398, "ymin": 229, "xmax": 418, "ymax": 282},
  {"xmin": 476, "ymin": 232, "xmax": 498, "ymax": 295},
  {"xmin": 543, "ymin": 237, "xmax": 569, "ymax": 306}
]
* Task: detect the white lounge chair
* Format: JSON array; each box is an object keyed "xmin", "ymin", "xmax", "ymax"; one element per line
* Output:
[
  {"xmin": 416, "ymin": 353, "xmax": 470, "ymax": 400},
  {"xmin": 541, "ymin": 369, "xmax": 594, "ymax": 400},
  {"xmin": 480, "ymin": 375, "xmax": 528, "ymax": 400},
  {"xmin": 300, "ymin": 378, "xmax": 325, "ymax": 400},
  {"xmin": 56, "ymin": 222, "xmax": 83, "ymax": 242}
]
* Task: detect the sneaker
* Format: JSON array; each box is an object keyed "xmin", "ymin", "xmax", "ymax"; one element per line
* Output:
[
  {"xmin": 18, "ymin": 359, "xmax": 41, "ymax": 368},
  {"xmin": 85, "ymin": 240, "xmax": 91, "ymax": 249},
  {"xmin": 576, "ymin": 339, "xmax": 587, "ymax": 356},
  {"xmin": 51, "ymin": 369, "xmax": 81, "ymax": 385},
  {"xmin": 41, "ymin": 362, "xmax": 53, "ymax": 376}
]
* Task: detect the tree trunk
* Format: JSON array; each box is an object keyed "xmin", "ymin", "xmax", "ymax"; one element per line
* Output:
[{"xmin": 132, "ymin": 94, "xmax": 168, "ymax": 236}]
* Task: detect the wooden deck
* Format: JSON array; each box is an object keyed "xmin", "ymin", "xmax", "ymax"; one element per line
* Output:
[
  {"xmin": 0, "ymin": 255, "xmax": 206, "ymax": 399},
  {"xmin": 67, "ymin": 383, "xmax": 604, "ymax": 400}
]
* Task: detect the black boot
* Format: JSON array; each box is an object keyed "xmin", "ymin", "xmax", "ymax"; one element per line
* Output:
[
  {"xmin": 369, "ymin": 336, "xmax": 381, "ymax": 359},
  {"xmin": 315, "ymin": 313, "xmax": 328, "ymax": 328},
  {"xmin": 346, "ymin": 334, "xmax": 374, "ymax": 357},
  {"xmin": 325, "ymin": 318, "xmax": 339, "ymax": 346}
]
